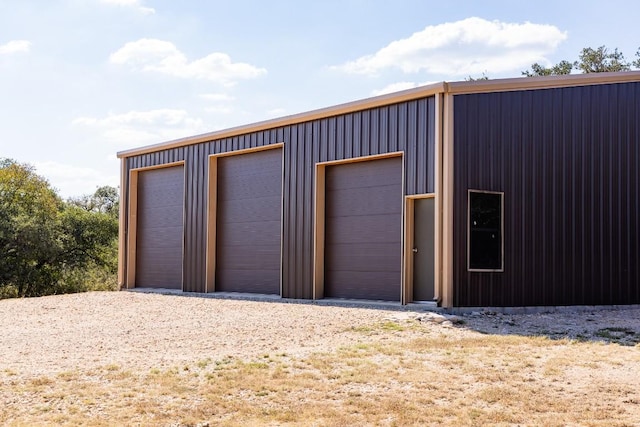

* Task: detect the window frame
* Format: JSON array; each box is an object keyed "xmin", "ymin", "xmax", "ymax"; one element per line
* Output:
[{"xmin": 467, "ymin": 189, "xmax": 504, "ymax": 272}]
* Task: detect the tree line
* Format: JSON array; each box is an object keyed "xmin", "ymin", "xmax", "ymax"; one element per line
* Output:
[
  {"xmin": 0, "ymin": 158, "xmax": 119, "ymax": 298},
  {"xmin": 467, "ymin": 45, "xmax": 640, "ymax": 80},
  {"xmin": 523, "ymin": 45, "xmax": 640, "ymax": 76}
]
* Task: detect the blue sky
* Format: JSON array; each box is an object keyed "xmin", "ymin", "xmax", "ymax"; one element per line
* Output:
[{"xmin": 1, "ymin": 0, "xmax": 639, "ymax": 197}]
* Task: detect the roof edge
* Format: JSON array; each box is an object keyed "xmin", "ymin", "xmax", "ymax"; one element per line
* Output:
[
  {"xmin": 447, "ymin": 70, "xmax": 640, "ymax": 94},
  {"xmin": 117, "ymin": 82, "xmax": 447, "ymax": 158}
]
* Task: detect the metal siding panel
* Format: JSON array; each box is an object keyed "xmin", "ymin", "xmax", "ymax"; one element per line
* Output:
[
  {"xmin": 406, "ymin": 100, "xmax": 417, "ymax": 195},
  {"xmin": 379, "ymin": 106, "xmax": 389, "ymax": 154},
  {"xmin": 328, "ymin": 117, "xmax": 336, "ymax": 161},
  {"xmin": 352, "ymin": 112, "xmax": 362, "ymax": 156},
  {"xmin": 312, "ymin": 120, "xmax": 321, "ymax": 164},
  {"xmin": 282, "ymin": 126, "xmax": 294, "ymax": 297},
  {"xmin": 192, "ymin": 143, "xmax": 205, "ymax": 292},
  {"xmin": 416, "ymin": 98, "xmax": 427, "ymax": 195},
  {"xmin": 288, "ymin": 125, "xmax": 299, "ymax": 298},
  {"xmin": 388, "ymin": 104, "xmax": 399, "ymax": 153},
  {"xmin": 361, "ymin": 110, "xmax": 370, "ymax": 156},
  {"xmin": 453, "ymin": 82, "xmax": 640, "ymax": 307},
  {"xmin": 370, "ymin": 107, "xmax": 379, "ymax": 155},
  {"xmin": 303, "ymin": 122, "xmax": 314, "ymax": 298},
  {"xmin": 320, "ymin": 119, "xmax": 329, "ymax": 162},
  {"xmin": 397, "ymin": 103, "xmax": 407, "ymax": 152},
  {"xmin": 295, "ymin": 125, "xmax": 305, "ymax": 295},
  {"xmin": 427, "ymin": 97, "xmax": 435, "ymax": 193},
  {"xmin": 344, "ymin": 114, "xmax": 353, "ymax": 159},
  {"xmin": 183, "ymin": 146, "xmax": 192, "ymax": 292}
]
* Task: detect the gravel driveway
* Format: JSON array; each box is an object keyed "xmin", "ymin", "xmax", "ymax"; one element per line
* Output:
[{"xmin": 1, "ymin": 291, "xmax": 638, "ymax": 380}]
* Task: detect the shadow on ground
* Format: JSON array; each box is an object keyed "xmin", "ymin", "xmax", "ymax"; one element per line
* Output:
[
  {"xmin": 129, "ymin": 288, "xmax": 640, "ymax": 346},
  {"xmin": 420, "ymin": 310, "xmax": 640, "ymax": 346}
]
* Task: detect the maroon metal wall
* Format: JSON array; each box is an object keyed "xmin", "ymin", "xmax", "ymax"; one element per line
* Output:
[
  {"xmin": 453, "ymin": 82, "xmax": 640, "ymax": 307},
  {"xmin": 124, "ymin": 97, "xmax": 436, "ymax": 297}
]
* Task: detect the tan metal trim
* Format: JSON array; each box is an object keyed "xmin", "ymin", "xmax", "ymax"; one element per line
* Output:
[
  {"xmin": 399, "ymin": 154, "xmax": 406, "ymax": 305},
  {"xmin": 180, "ymin": 167, "xmax": 186, "ymax": 291},
  {"xmin": 125, "ymin": 170, "xmax": 138, "ymax": 289},
  {"xmin": 129, "ymin": 161, "xmax": 186, "ymax": 173},
  {"xmin": 313, "ymin": 164, "xmax": 325, "ymax": 300},
  {"xmin": 316, "ymin": 151, "xmax": 404, "ymax": 167},
  {"xmin": 117, "ymin": 85, "xmax": 446, "ymax": 159},
  {"xmin": 117, "ymin": 158, "xmax": 126, "ymax": 288},
  {"xmin": 205, "ymin": 157, "xmax": 217, "ymax": 293},
  {"xmin": 403, "ymin": 193, "xmax": 436, "ymax": 304},
  {"xmin": 441, "ymin": 94, "xmax": 455, "ymax": 308},
  {"xmin": 313, "ymin": 152, "xmax": 405, "ymax": 302},
  {"xmin": 467, "ymin": 190, "xmax": 505, "ymax": 273},
  {"xmin": 448, "ymin": 70, "xmax": 640, "ymax": 95},
  {"xmin": 205, "ymin": 143, "xmax": 285, "ymax": 295},
  {"xmin": 212, "ymin": 143, "xmax": 285, "ymax": 158},
  {"xmin": 402, "ymin": 198, "xmax": 413, "ymax": 304},
  {"xmin": 434, "ymin": 93, "xmax": 443, "ymax": 304},
  {"xmin": 125, "ymin": 160, "xmax": 186, "ymax": 290},
  {"xmin": 279, "ymin": 146, "xmax": 285, "ymax": 298}
]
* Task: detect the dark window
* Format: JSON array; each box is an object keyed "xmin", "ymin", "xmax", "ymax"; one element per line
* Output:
[{"xmin": 468, "ymin": 191, "xmax": 503, "ymax": 271}]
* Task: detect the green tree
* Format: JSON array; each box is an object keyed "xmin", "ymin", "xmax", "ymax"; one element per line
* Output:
[
  {"xmin": 465, "ymin": 72, "xmax": 490, "ymax": 81},
  {"xmin": 0, "ymin": 159, "xmax": 63, "ymax": 296},
  {"xmin": 68, "ymin": 185, "xmax": 119, "ymax": 218},
  {"xmin": 575, "ymin": 46, "xmax": 630, "ymax": 73},
  {"xmin": 523, "ymin": 45, "xmax": 640, "ymax": 77},
  {"xmin": 0, "ymin": 159, "xmax": 118, "ymax": 298},
  {"xmin": 522, "ymin": 60, "xmax": 574, "ymax": 77}
]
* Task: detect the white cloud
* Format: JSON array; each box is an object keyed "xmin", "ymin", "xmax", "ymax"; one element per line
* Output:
[
  {"xmin": 371, "ymin": 82, "xmax": 419, "ymax": 96},
  {"xmin": 73, "ymin": 108, "xmax": 208, "ymax": 146},
  {"xmin": 199, "ymin": 93, "xmax": 235, "ymax": 102},
  {"xmin": 370, "ymin": 81, "xmax": 438, "ymax": 96},
  {"xmin": 204, "ymin": 106, "xmax": 234, "ymax": 114},
  {"xmin": 333, "ymin": 17, "xmax": 567, "ymax": 77},
  {"xmin": 110, "ymin": 38, "xmax": 267, "ymax": 85},
  {"xmin": 34, "ymin": 161, "xmax": 119, "ymax": 199},
  {"xmin": 0, "ymin": 40, "xmax": 31, "ymax": 55},
  {"xmin": 100, "ymin": 0, "xmax": 155, "ymax": 15}
]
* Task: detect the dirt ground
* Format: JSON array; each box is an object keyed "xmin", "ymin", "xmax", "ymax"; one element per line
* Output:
[
  {"xmin": 0, "ymin": 291, "xmax": 639, "ymax": 426},
  {"xmin": 1, "ymin": 291, "xmax": 637, "ymax": 376}
]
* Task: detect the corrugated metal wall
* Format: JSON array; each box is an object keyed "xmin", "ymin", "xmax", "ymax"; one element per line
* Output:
[
  {"xmin": 125, "ymin": 97, "xmax": 435, "ymax": 297},
  {"xmin": 453, "ymin": 82, "xmax": 640, "ymax": 307}
]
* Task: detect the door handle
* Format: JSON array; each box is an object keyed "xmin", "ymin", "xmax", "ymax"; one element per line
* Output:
[{"xmin": 412, "ymin": 248, "xmax": 418, "ymax": 253}]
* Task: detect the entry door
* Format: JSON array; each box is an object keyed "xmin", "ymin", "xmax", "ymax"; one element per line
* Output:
[{"xmin": 413, "ymin": 198, "xmax": 435, "ymax": 301}]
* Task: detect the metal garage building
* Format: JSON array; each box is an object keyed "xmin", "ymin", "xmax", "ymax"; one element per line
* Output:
[{"xmin": 117, "ymin": 71, "xmax": 640, "ymax": 308}]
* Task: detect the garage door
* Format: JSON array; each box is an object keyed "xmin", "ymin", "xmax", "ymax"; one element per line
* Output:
[
  {"xmin": 324, "ymin": 157, "xmax": 402, "ymax": 301},
  {"xmin": 215, "ymin": 148, "xmax": 282, "ymax": 294},
  {"xmin": 135, "ymin": 165, "xmax": 184, "ymax": 289}
]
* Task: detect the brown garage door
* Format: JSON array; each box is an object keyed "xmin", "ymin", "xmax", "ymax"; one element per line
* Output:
[
  {"xmin": 135, "ymin": 165, "xmax": 184, "ymax": 289},
  {"xmin": 324, "ymin": 157, "xmax": 402, "ymax": 301},
  {"xmin": 215, "ymin": 148, "xmax": 282, "ymax": 294}
]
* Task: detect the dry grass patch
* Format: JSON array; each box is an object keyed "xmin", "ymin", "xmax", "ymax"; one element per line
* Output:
[{"xmin": 1, "ymin": 318, "xmax": 639, "ymax": 426}]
